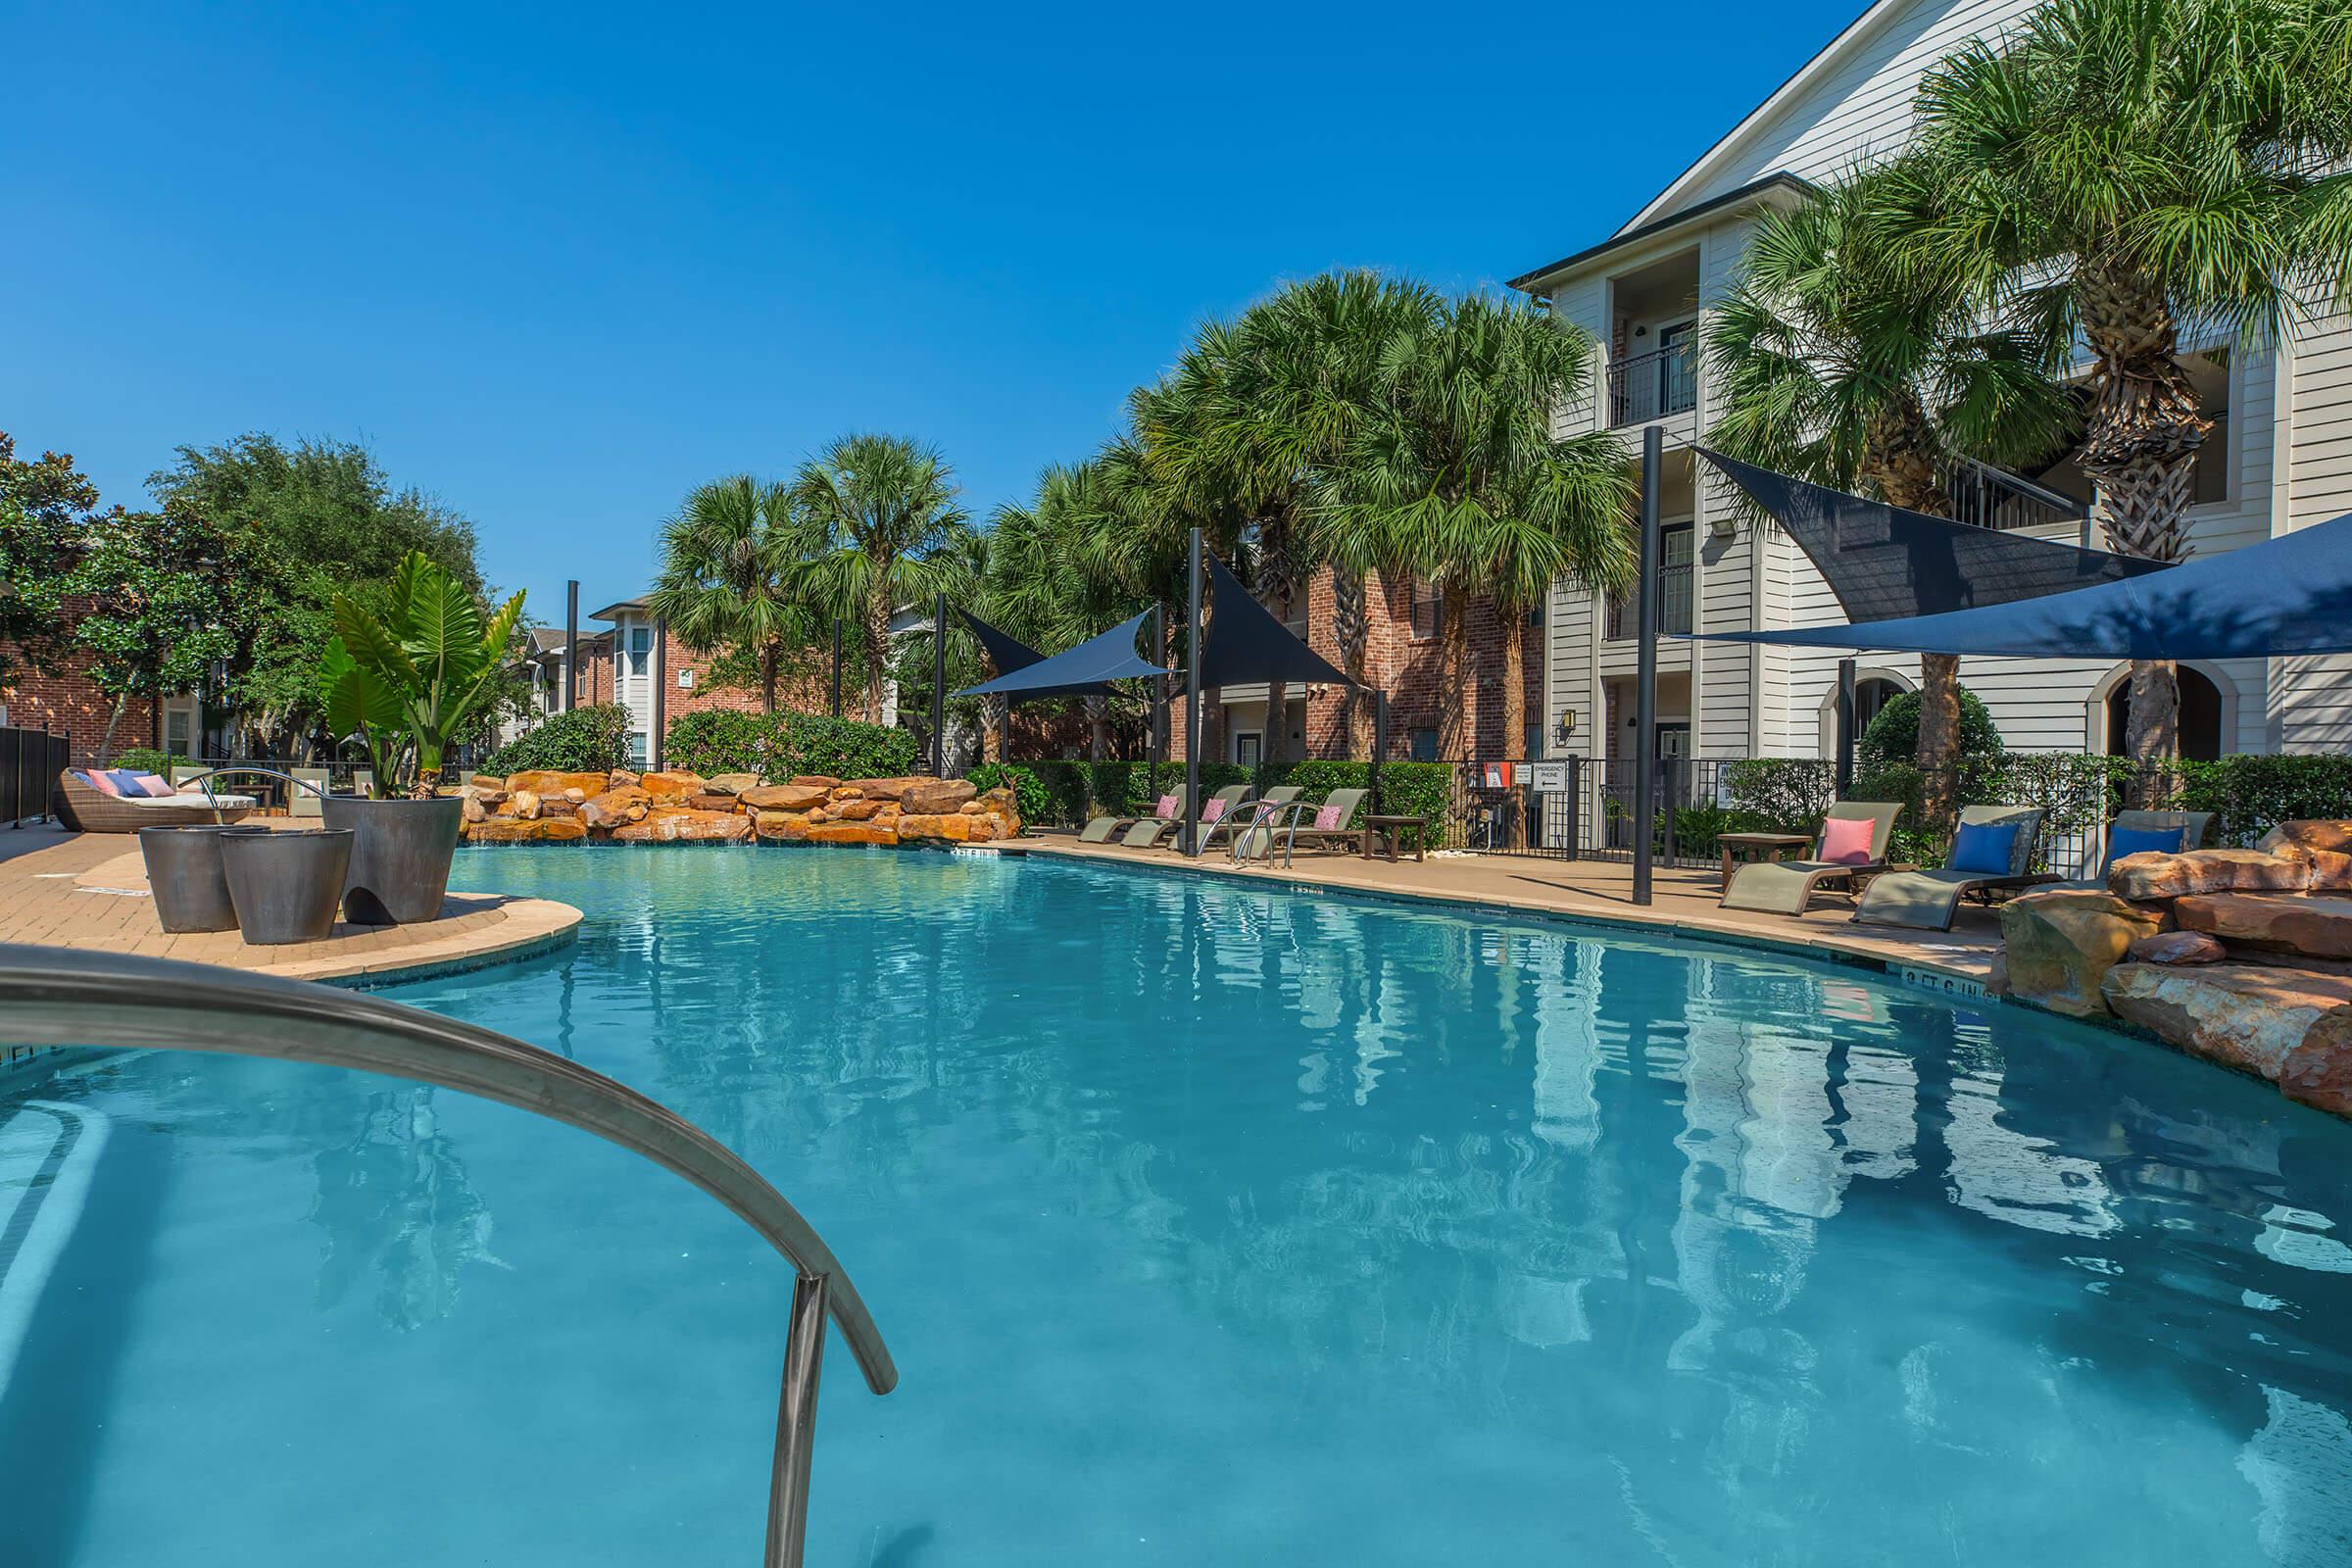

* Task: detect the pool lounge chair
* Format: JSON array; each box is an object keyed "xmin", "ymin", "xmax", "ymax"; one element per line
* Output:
[
  {"xmin": 2051, "ymin": 808, "xmax": 2219, "ymax": 889},
  {"xmin": 1079, "ymin": 786, "xmax": 1191, "ymax": 843},
  {"xmin": 1853, "ymin": 805, "xmax": 2055, "ymax": 930},
  {"xmin": 1125, "ymin": 784, "xmax": 1249, "ymax": 849},
  {"xmin": 1719, "ymin": 801, "xmax": 1903, "ymax": 915},
  {"xmin": 53, "ymin": 770, "xmax": 258, "ymax": 832},
  {"xmin": 1262, "ymin": 787, "xmax": 1368, "ymax": 864},
  {"xmin": 1205, "ymin": 785, "xmax": 1298, "ymax": 854}
]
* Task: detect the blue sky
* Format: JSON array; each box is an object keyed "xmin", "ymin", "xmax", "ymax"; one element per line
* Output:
[{"xmin": 4, "ymin": 1, "xmax": 1860, "ymax": 621}]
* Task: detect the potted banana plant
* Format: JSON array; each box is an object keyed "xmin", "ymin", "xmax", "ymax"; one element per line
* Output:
[{"xmin": 318, "ymin": 552, "xmax": 524, "ymax": 924}]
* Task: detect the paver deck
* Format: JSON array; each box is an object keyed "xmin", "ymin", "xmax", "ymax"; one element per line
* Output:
[
  {"xmin": 1018, "ymin": 832, "xmax": 2004, "ymax": 986},
  {"xmin": 0, "ymin": 827, "xmax": 579, "ymax": 987}
]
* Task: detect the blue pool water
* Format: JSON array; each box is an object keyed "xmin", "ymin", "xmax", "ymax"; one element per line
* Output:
[{"xmin": 5, "ymin": 847, "xmax": 2352, "ymax": 1565}]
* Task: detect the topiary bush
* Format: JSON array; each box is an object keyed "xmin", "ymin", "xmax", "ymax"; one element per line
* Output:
[
  {"xmin": 476, "ymin": 704, "xmax": 633, "ymax": 777},
  {"xmin": 664, "ymin": 709, "xmax": 920, "ymax": 781},
  {"xmin": 1857, "ymin": 686, "xmax": 2003, "ymax": 772}
]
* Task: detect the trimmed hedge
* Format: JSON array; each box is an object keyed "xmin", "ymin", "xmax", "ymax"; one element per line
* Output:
[
  {"xmin": 476, "ymin": 705, "xmax": 633, "ymax": 777},
  {"xmin": 664, "ymin": 709, "xmax": 920, "ymax": 782},
  {"xmin": 110, "ymin": 748, "xmax": 195, "ymax": 777}
]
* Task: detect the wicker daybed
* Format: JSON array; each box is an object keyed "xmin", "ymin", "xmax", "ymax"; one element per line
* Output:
[{"xmin": 53, "ymin": 771, "xmax": 258, "ymax": 833}]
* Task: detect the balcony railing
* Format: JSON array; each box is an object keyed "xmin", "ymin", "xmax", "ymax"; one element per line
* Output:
[
  {"xmin": 1942, "ymin": 455, "xmax": 2091, "ymax": 535},
  {"xmin": 1608, "ymin": 345, "xmax": 1698, "ymax": 427},
  {"xmin": 1605, "ymin": 561, "xmax": 1692, "ymax": 641}
]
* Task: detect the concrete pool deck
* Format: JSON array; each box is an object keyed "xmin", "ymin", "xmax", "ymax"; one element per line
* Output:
[
  {"xmin": 0, "ymin": 827, "xmax": 580, "ymax": 987},
  {"xmin": 1016, "ymin": 831, "xmax": 2005, "ymax": 990}
]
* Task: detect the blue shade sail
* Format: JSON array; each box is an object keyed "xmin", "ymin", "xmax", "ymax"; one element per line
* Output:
[
  {"xmin": 955, "ymin": 608, "xmax": 1048, "ymax": 677},
  {"xmin": 1689, "ymin": 511, "xmax": 2352, "ymax": 660},
  {"xmin": 954, "ymin": 609, "xmax": 1166, "ymax": 700},
  {"xmin": 1699, "ymin": 449, "xmax": 2169, "ymax": 622},
  {"xmin": 1198, "ymin": 552, "xmax": 1354, "ymax": 689}
]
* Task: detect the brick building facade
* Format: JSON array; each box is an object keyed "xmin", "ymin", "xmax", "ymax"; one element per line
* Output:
[{"xmin": 0, "ymin": 603, "xmax": 160, "ymax": 766}]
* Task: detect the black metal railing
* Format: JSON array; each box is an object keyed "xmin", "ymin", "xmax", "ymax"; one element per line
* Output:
[
  {"xmin": 1608, "ymin": 345, "xmax": 1698, "ymax": 426},
  {"xmin": 3, "ymin": 724, "xmax": 72, "ymax": 827},
  {"xmin": 1605, "ymin": 560, "xmax": 1693, "ymax": 640},
  {"xmin": 1942, "ymin": 456, "xmax": 2090, "ymax": 534}
]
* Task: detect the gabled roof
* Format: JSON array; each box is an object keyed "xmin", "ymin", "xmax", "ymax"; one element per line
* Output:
[
  {"xmin": 1507, "ymin": 172, "xmax": 1817, "ymax": 292},
  {"xmin": 1617, "ymin": 0, "xmax": 1890, "ymax": 233}
]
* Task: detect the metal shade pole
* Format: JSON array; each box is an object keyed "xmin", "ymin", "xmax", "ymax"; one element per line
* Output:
[
  {"xmin": 650, "ymin": 616, "xmax": 667, "ymax": 772},
  {"xmin": 563, "ymin": 579, "xmax": 579, "ymax": 712},
  {"xmin": 1183, "ymin": 528, "xmax": 1203, "ymax": 858},
  {"xmin": 931, "ymin": 594, "xmax": 947, "ymax": 776},
  {"xmin": 1372, "ymin": 690, "xmax": 1389, "ymax": 814},
  {"xmin": 1836, "ymin": 658, "xmax": 1857, "ymax": 798},
  {"xmin": 1150, "ymin": 603, "xmax": 1165, "ymax": 769},
  {"xmin": 1633, "ymin": 425, "xmax": 1662, "ymax": 906},
  {"xmin": 830, "ymin": 617, "xmax": 843, "ymax": 718}
]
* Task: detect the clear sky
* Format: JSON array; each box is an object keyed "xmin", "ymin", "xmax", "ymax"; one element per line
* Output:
[{"xmin": 4, "ymin": 1, "xmax": 1862, "ymax": 622}]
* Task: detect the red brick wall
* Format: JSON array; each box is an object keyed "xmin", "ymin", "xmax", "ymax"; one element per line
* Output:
[
  {"xmin": 1, "ymin": 609, "xmax": 159, "ymax": 765},
  {"xmin": 1167, "ymin": 564, "xmax": 1539, "ymax": 761},
  {"xmin": 564, "ymin": 628, "xmax": 835, "ymax": 720}
]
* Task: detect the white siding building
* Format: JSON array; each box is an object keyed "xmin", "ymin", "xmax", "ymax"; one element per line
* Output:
[{"xmin": 1515, "ymin": 0, "xmax": 2352, "ymax": 769}]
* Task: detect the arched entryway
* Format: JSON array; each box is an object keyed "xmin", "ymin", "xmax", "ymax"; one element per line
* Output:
[
  {"xmin": 1816, "ymin": 668, "xmax": 1914, "ymax": 758},
  {"xmin": 2100, "ymin": 663, "xmax": 2227, "ymax": 760}
]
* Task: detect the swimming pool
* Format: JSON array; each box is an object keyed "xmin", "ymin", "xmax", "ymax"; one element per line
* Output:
[{"xmin": 5, "ymin": 846, "xmax": 2350, "ymax": 1565}]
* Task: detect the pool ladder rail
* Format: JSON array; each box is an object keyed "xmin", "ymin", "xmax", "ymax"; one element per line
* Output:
[{"xmin": 0, "ymin": 942, "xmax": 894, "ymax": 1568}]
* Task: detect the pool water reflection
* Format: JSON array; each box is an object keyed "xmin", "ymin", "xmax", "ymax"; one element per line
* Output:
[{"xmin": 3, "ymin": 847, "xmax": 2350, "ymax": 1565}]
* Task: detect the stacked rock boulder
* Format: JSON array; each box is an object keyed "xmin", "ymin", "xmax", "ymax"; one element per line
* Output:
[
  {"xmin": 454, "ymin": 768, "xmax": 1020, "ymax": 850},
  {"xmin": 1996, "ymin": 821, "xmax": 2352, "ymax": 1119}
]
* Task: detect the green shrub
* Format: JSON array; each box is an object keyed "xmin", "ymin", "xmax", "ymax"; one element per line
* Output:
[
  {"xmin": 110, "ymin": 748, "xmax": 194, "ymax": 777},
  {"xmin": 1858, "ymin": 687, "xmax": 2004, "ymax": 772},
  {"xmin": 965, "ymin": 762, "xmax": 1050, "ymax": 830},
  {"xmin": 2175, "ymin": 755, "xmax": 2352, "ymax": 845},
  {"xmin": 1257, "ymin": 759, "xmax": 1452, "ymax": 847},
  {"xmin": 1721, "ymin": 759, "xmax": 1838, "ymax": 832},
  {"xmin": 664, "ymin": 709, "xmax": 920, "ymax": 782},
  {"xmin": 476, "ymin": 705, "xmax": 632, "ymax": 777}
]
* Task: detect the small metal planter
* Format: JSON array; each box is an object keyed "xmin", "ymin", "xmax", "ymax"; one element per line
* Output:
[
  {"xmin": 321, "ymin": 796, "xmax": 465, "ymax": 925},
  {"xmin": 139, "ymin": 825, "xmax": 274, "ymax": 933},
  {"xmin": 221, "ymin": 828, "xmax": 354, "ymax": 946}
]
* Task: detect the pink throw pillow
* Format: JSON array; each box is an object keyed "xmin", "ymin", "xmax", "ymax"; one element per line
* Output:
[
  {"xmin": 1313, "ymin": 803, "xmax": 1345, "ymax": 831},
  {"xmin": 1818, "ymin": 815, "xmax": 1875, "ymax": 865},
  {"xmin": 80, "ymin": 769, "xmax": 123, "ymax": 797},
  {"xmin": 133, "ymin": 773, "xmax": 175, "ymax": 797},
  {"xmin": 1200, "ymin": 798, "xmax": 1225, "ymax": 823},
  {"xmin": 1154, "ymin": 792, "xmax": 1179, "ymax": 819}
]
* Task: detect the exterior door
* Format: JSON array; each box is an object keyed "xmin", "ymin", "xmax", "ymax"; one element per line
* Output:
[
  {"xmin": 1656, "ymin": 320, "xmax": 1697, "ymax": 416},
  {"xmin": 1236, "ymin": 732, "xmax": 1262, "ymax": 768}
]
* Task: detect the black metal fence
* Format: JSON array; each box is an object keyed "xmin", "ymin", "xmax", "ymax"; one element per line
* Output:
[
  {"xmin": 1450, "ymin": 758, "xmax": 1751, "ymax": 869},
  {"xmin": 3, "ymin": 725, "xmax": 73, "ymax": 828}
]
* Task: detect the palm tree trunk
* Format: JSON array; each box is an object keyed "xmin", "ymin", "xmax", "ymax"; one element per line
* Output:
[
  {"xmin": 1086, "ymin": 696, "xmax": 1106, "ymax": 761},
  {"xmin": 1500, "ymin": 597, "xmax": 1529, "ymax": 849},
  {"xmin": 981, "ymin": 697, "xmax": 1004, "ymax": 762},
  {"xmin": 758, "ymin": 642, "xmax": 780, "ymax": 715},
  {"xmin": 1437, "ymin": 584, "xmax": 1470, "ymax": 760},
  {"xmin": 1871, "ymin": 420, "xmax": 1970, "ymax": 832},
  {"xmin": 861, "ymin": 588, "xmax": 891, "ymax": 725},
  {"xmin": 1335, "ymin": 568, "xmax": 1373, "ymax": 757},
  {"xmin": 2078, "ymin": 260, "xmax": 2207, "ymax": 764}
]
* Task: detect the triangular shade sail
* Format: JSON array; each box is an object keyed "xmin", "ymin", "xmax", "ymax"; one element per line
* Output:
[
  {"xmin": 956, "ymin": 608, "xmax": 1046, "ymax": 676},
  {"xmin": 1198, "ymin": 554, "xmax": 1354, "ymax": 689},
  {"xmin": 1700, "ymin": 449, "xmax": 2169, "ymax": 621},
  {"xmin": 954, "ymin": 609, "xmax": 1167, "ymax": 700},
  {"xmin": 1686, "ymin": 512, "xmax": 2352, "ymax": 661}
]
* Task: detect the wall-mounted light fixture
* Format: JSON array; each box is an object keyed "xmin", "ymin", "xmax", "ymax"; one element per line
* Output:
[{"xmin": 1556, "ymin": 709, "xmax": 1578, "ymax": 737}]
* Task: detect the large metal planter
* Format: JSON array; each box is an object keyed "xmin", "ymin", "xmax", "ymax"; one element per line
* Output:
[
  {"xmin": 138, "ymin": 824, "xmax": 274, "ymax": 933},
  {"xmin": 321, "ymin": 796, "xmax": 465, "ymax": 925},
  {"xmin": 221, "ymin": 828, "xmax": 354, "ymax": 946}
]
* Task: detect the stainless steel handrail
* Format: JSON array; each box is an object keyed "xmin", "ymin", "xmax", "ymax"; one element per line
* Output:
[
  {"xmin": 173, "ymin": 764, "xmax": 330, "ymax": 818},
  {"xmin": 0, "ymin": 943, "xmax": 895, "ymax": 1565}
]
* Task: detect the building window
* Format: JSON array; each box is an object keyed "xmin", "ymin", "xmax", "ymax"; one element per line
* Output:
[
  {"xmin": 1235, "ymin": 731, "xmax": 1261, "ymax": 767},
  {"xmin": 628, "ymin": 625, "xmax": 652, "ymax": 676},
  {"xmin": 1408, "ymin": 727, "xmax": 1439, "ymax": 761},
  {"xmin": 1410, "ymin": 580, "xmax": 1442, "ymax": 641},
  {"xmin": 627, "ymin": 730, "xmax": 649, "ymax": 768},
  {"xmin": 1605, "ymin": 523, "xmax": 1694, "ymax": 640}
]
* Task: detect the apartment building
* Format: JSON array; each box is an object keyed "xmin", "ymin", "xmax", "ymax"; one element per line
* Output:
[{"xmin": 1512, "ymin": 0, "xmax": 2352, "ymax": 772}]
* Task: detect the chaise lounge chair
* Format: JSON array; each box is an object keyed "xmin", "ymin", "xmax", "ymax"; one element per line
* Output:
[
  {"xmin": 1127, "ymin": 784, "xmax": 1250, "ymax": 848},
  {"xmin": 1719, "ymin": 801, "xmax": 1903, "ymax": 915},
  {"xmin": 2051, "ymin": 808, "xmax": 2219, "ymax": 889},
  {"xmin": 1205, "ymin": 785, "xmax": 1299, "ymax": 854},
  {"xmin": 1852, "ymin": 805, "xmax": 2055, "ymax": 930},
  {"xmin": 1079, "ymin": 786, "xmax": 1191, "ymax": 843},
  {"xmin": 53, "ymin": 769, "xmax": 258, "ymax": 833},
  {"xmin": 1253, "ymin": 787, "xmax": 1368, "ymax": 865}
]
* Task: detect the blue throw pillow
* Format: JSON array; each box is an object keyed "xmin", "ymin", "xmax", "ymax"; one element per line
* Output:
[
  {"xmin": 2104, "ymin": 824, "xmax": 2185, "ymax": 872},
  {"xmin": 1948, "ymin": 820, "xmax": 2020, "ymax": 876},
  {"xmin": 105, "ymin": 767, "xmax": 151, "ymax": 797}
]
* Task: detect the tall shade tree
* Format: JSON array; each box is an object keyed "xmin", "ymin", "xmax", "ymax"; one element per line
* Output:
[
  {"xmin": 1320, "ymin": 291, "xmax": 1637, "ymax": 781},
  {"xmin": 1909, "ymin": 0, "xmax": 2352, "ymax": 759},
  {"xmin": 786, "ymin": 434, "xmax": 975, "ymax": 725},
  {"xmin": 73, "ymin": 501, "xmax": 271, "ymax": 756},
  {"xmin": 1707, "ymin": 162, "xmax": 2074, "ymax": 825},
  {"xmin": 985, "ymin": 460, "xmax": 1145, "ymax": 760},
  {"xmin": 648, "ymin": 476, "xmax": 812, "ymax": 714},
  {"xmin": 1140, "ymin": 271, "xmax": 1443, "ymax": 759}
]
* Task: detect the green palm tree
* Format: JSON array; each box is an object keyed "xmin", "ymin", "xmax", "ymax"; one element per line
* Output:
[
  {"xmin": 786, "ymin": 434, "xmax": 974, "ymax": 725},
  {"xmin": 1707, "ymin": 162, "xmax": 2074, "ymax": 822},
  {"xmin": 1908, "ymin": 0, "xmax": 2352, "ymax": 759},
  {"xmin": 647, "ymin": 475, "xmax": 813, "ymax": 714},
  {"xmin": 1320, "ymin": 291, "xmax": 1637, "ymax": 779},
  {"xmin": 986, "ymin": 459, "xmax": 1147, "ymax": 760}
]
